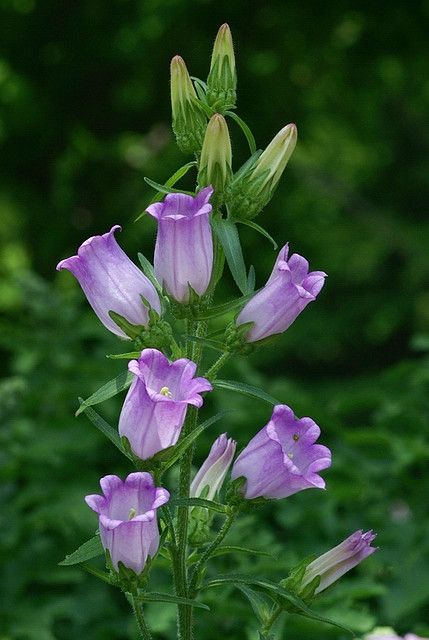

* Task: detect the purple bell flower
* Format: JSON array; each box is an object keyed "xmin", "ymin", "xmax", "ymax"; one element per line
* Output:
[
  {"xmin": 85, "ymin": 472, "xmax": 170, "ymax": 574},
  {"xmin": 56, "ymin": 226, "xmax": 161, "ymax": 338},
  {"xmin": 119, "ymin": 349, "xmax": 213, "ymax": 460},
  {"xmin": 231, "ymin": 404, "xmax": 331, "ymax": 500},
  {"xmin": 146, "ymin": 188, "xmax": 214, "ymax": 303},
  {"xmin": 301, "ymin": 529, "xmax": 377, "ymax": 593},
  {"xmin": 190, "ymin": 433, "xmax": 236, "ymax": 500},
  {"xmin": 236, "ymin": 244, "xmax": 326, "ymax": 342}
]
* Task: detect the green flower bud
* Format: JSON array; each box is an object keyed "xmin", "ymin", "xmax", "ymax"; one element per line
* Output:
[
  {"xmin": 206, "ymin": 23, "xmax": 237, "ymax": 112},
  {"xmin": 226, "ymin": 123, "xmax": 297, "ymax": 220},
  {"xmin": 197, "ymin": 113, "xmax": 232, "ymax": 206},
  {"xmin": 170, "ymin": 55, "xmax": 207, "ymax": 154}
]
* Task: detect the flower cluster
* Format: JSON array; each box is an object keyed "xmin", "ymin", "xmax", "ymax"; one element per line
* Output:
[{"xmin": 57, "ymin": 23, "xmax": 379, "ymax": 640}]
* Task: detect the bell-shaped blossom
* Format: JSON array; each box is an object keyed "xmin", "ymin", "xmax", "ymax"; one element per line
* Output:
[
  {"xmin": 85, "ymin": 472, "xmax": 169, "ymax": 574},
  {"xmin": 365, "ymin": 631, "xmax": 427, "ymax": 640},
  {"xmin": 300, "ymin": 530, "xmax": 377, "ymax": 594},
  {"xmin": 190, "ymin": 433, "xmax": 236, "ymax": 500},
  {"xmin": 119, "ymin": 349, "xmax": 212, "ymax": 460},
  {"xmin": 56, "ymin": 226, "xmax": 161, "ymax": 338},
  {"xmin": 231, "ymin": 404, "xmax": 331, "ymax": 500},
  {"xmin": 146, "ymin": 188, "xmax": 214, "ymax": 303},
  {"xmin": 236, "ymin": 244, "xmax": 326, "ymax": 343}
]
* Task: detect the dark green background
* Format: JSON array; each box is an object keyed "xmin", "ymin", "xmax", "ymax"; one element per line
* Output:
[{"xmin": 1, "ymin": 0, "xmax": 428, "ymax": 638}]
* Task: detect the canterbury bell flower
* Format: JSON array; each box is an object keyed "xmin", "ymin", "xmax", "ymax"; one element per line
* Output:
[
  {"xmin": 191, "ymin": 433, "xmax": 236, "ymax": 500},
  {"xmin": 231, "ymin": 404, "xmax": 331, "ymax": 500},
  {"xmin": 300, "ymin": 530, "xmax": 377, "ymax": 594},
  {"xmin": 119, "ymin": 349, "xmax": 212, "ymax": 460},
  {"xmin": 85, "ymin": 472, "xmax": 170, "ymax": 574},
  {"xmin": 146, "ymin": 188, "xmax": 214, "ymax": 304},
  {"xmin": 235, "ymin": 244, "xmax": 326, "ymax": 343},
  {"xmin": 56, "ymin": 226, "xmax": 161, "ymax": 338}
]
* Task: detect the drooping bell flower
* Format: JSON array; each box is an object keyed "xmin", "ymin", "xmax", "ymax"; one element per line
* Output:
[
  {"xmin": 85, "ymin": 472, "xmax": 170, "ymax": 574},
  {"xmin": 119, "ymin": 349, "xmax": 212, "ymax": 460},
  {"xmin": 190, "ymin": 433, "xmax": 236, "ymax": 500},
  {"xmin": 231, "ymin": 404, "xmax": 331, "ymax": 500},
  {"xmin": 146, "ymin": 188, "xmax": 214, "ymax": 303},
  {"xmin": 300, "ymin": 530, "xmax": 377, "ymax": 594},
  {"xmin": 236, "ymin": 244, "xmax": 326, "ymax": 343},
  {"xmin": 56, "ymin": 225, "xmax": 161, "ymax": 338}
]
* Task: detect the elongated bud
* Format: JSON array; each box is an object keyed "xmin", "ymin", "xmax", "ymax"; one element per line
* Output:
[
  {"xmin": 197, "ymin": 113, "xmax": 232, "ymax": 206},
  {"xmin": 191, "ymin": 433, "xmax": 236, "ymax": 501},
  {"xmin": 226, "ymin": 123, "xmax": 297, "ymax": 220},
  {"xmin": 170, "ymin": 55, "xmax": 207, "ymax": 154},
  {"xmin": 206, "ymin": 23, "xmax": 237, "ymax": 111}
]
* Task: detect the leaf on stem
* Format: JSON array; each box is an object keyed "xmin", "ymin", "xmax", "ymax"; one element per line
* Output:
[
  {"xmin": 214, "ymin": 379, "xmax": 280, "ymax": 406},
  {"xmin": 141, "ymin": 592, "xmax": 210, "ymax": 610},
  {"xmin": 78, "ymin": 401, "xmax": 134, "ymax": 460},
  {"xmin": 225, "ymin": 111, "xmax": 257, "ymax": 154},
  {"xmin": 237, "ymin": 219, "xmax": 278, "ymax": 251},
  {"xmin": 59, "ymin": 535, "xmax": 103, "ymax": 566},
  {"xmin": 169, "ymin": 497, "xmax": 229, "ymax": 514},
  {"xmin": 211, "ymin": 217, "xmax": 249, "ymax": 295},
  {"xmin": 76, "ymin": 370, "xmax": 133, "ymax": 415}
]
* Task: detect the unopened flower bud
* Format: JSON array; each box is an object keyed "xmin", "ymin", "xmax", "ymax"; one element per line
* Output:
[
  {"xmin": 191, "ymin": 433, "xmax": 236, "ymax": 501},
  {"xmin": 206, "ymin": 23, "xmax": 237, "ymax": 111},
  {"xmin": 170, "ymin": 55, "xmax": 207, "ymax": 154},
  {"xmin": 226, "ymin": 123, "xmax": 297, "ymax": 220},
  {"xmin": 198, "ymin": 113, "xmax": 232, "ymax": 206}
]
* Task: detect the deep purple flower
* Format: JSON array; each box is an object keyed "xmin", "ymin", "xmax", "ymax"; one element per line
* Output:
[
  {"xmin": 190, "ymin": 433, "xmax": 236, "ymax": 500},
  {"xmin": 236, "ymin": 244, "xmax": 326, "ymax": 342},
  {"xmin": 119, "ymin": 349, "xmax": 212, "ymax": 460},
  {"xmin": 146, "ymin": 188, "xmax": 214, "ymax": 303},
  {"xmin": 300, "ymin": 530, "xmax": 377, "ymax": 594},
  {"xmin": 231, "ymin": 404, "xmax": 331, "ymax": 500},
  {"xmin": 56, "ymin": 226, "xmax": 161, "ymax": 338},
  {"xmin": 85, "ymin": 472, "xmax": 169, "ymax": 574}
]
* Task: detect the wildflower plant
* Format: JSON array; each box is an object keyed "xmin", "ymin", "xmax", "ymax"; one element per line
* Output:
[{"xmin": 57, "ymin": 24, "xmax": 377, "ymax": 640}]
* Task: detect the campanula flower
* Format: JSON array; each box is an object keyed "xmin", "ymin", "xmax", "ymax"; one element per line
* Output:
[
  {"xmin": 231, "ymin": 404, "xmax": 331, "ymax": 500},
  {"xmin": 119, "ymin": 349, "xmax": 212, "ymax": 460},
  {"xmin": 85, "ymin": 472, "xmax": 169, "ymax": 574}
]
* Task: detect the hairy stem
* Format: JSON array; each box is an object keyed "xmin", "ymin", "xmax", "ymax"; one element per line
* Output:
[
  {"xmin": 260, "ymin": 605, "xmax": 282, "ymax": 639},
  {"xmin": 189, "ymin": 511, "xmax": 236, "ymax": 595},
  {"xmin": 205, "ymin": 351, "xmax": 230, "ymax": 380},
  {"xmin": 131, "ymin": 592, "xmax": 153, "ymax": 640}
]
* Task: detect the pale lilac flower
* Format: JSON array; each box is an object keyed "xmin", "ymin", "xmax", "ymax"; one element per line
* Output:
[
  {"xmin": 231, "ymin": 404, "xmax": 331, "ymax": 500},
  {"xmin": 146, "ymin": 188, "xmax": 214, "ymax": 303},
  {"xmin": 56, "ymin": 226, "xmax": 161, "ymax": 338},
  {"xmin": 85, "ymin": 472, "xmax": 169, "ymax": 574},
  {"xmin": 236, "ymin": 244, "xmax": 326, "ymax": 342},
  {"xmin": 365, "ymin": 631, "xmax": 428, "ymax": 640},
  {"xmin": 190, "ymin": 433, "xmax": 236, "ymax": 500},
  {"xmin": 119, "ymin": 349, "xmax": 212, "ymax": 460},
  {"xmin": 301, "ymin": 530, "xmax": 377, "ymax": 594}
]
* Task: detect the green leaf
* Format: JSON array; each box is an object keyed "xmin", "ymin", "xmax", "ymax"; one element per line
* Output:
[
  {"xmin": 137, "ymin": 253, "xmax": 163, "ymax": 293},
  {"xmin": 184, "ymin": 334, "xmax": 225, "ymax": 352},
  {"xmin": 211, "ymin": 217, "xmax": 248, "ymax": 295},
  {"xmin": 141, "ymin": 592, "xmax": 209, "ymax": 610},
  {"xmin": 201, "ymin": 574, "xmax": 353, "ymax": 634},
  {"xmin": 247, "ymin": 265, "xmax": 256, "ymax": 293},
  {"xmin": 237, "ymin": 219, "xmax": 278, "ymax": 250},
  {"xmin": 135, "ymin": 162, "xmax": 197, "ymax": 219},
  {"xmin": 190, "ymin": 76, "xmax": 208, "ymax": 102},
  {"xmin": 235, "ymin": 585, "xmax": 271, "ymax": 624},
  {"xmin": 225, "ymin": 111, "xmax": 257, "ymax": 154},
  {"xmin": 161, "ymin": 410, "xmax": 233, "ymax": 471},
  {"xmin": 212, "ymin": 545, "xmax": 274, "ymax": 559},
  {"xmin": 106, "ymin": 351, "xmax": 141, "ymax": 359},
  {"xmin": 108, "ymin": 311, "xmax": 144, "ymax": 340},
  {"xmin": 76, "ymin": 370, "xmax": 133, "ymax": 416},
  {"xmin": 59, "ymin": 535, "xmax": 103, "ymax": 566},
  {"xmin": 192, "ymin": 293, "xmax": 253, "ymax": 320},
  {"xmin": 169, "ymin": 497, "xmax": 229, "ymax": 514},
  {"xmin": 78, "ymin": 401, "xmax": 133, "ymax": 460},
  {"xmin": 214, "ymin": 379, "xmax": 280, "ymax": 406},
  {"xmin": 143, "ymin": 176, "xmax": 195, "ymax": 196},
  {"xmin": 191, "ymin": 96, "xmax": 215, "ymax": 118}
]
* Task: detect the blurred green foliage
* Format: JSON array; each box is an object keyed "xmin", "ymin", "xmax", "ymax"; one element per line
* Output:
[{"xmin": 1, "ymin": 0, "xmax": 429, "ymax": 638}]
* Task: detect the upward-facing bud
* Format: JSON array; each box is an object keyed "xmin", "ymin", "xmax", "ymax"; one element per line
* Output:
[
  {"xmin": 170, "ymin": 55, "xmax": 207, "ymax": 154},
  {"xmin": 226, "ymin": 123, "xmax": 297, "ymax": 220},
  {"xmin": 197, "ymin": 113, "xmax": 232, "ymax": 207},
  {"xmin": 206, "ymin": 24, "xmax": 237, "ymax": 111}
]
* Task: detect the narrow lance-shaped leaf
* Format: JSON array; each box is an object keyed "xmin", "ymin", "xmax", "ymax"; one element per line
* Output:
[
  {"xmin": 76, "ymin": 370, "xmax": 133, "ymax": 416},
  {"xmin": 169, "ymin": 497, "xmax": 229, "ymax": 514},
  {"xmin": 136, "ymin": 161, "xmax": 198, "ymax": 220},
  {"xmin": 225, "ymin": 111, "xmax": 257, "ymax": 154},
  {"xmin": 59, "ymin": 535, "xmax": 103, "ymax": 566},
  {"xmin": 237, "ymin": 219, "xmax": 278, "ymax": 250},
  {"xmin": 78, "ymin": 400, "xmax": 134, "ymax": 461},
  {"xmin": 211, "ymin": 217, "xmax": 249, "ymax": 295},
  {"xmin": 138, "ymin": 253, "xmax": 163, "ymax": 293},
  {"xmin": 141, "ymin": 592, "xmax": 209, "ymax": 610},
  {"xmin": 214, "ymin": 379, "xmax": 280, "ymax": 406}
]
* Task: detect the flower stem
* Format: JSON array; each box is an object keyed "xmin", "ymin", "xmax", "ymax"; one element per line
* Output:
[
  {"xmin": 259, "ymin": 605, "xmax": 282, "ymax": 639},
  {"xmin": 189, "ymin": 511, "xmax": 236, "ymax": 595},
  {"xmin": 130, "ymin": 592, "xmax": 153, "ymax": 640},
  {"xmin": 205, "ymin": 351, "xmax": 230, "ymax": 380}
]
